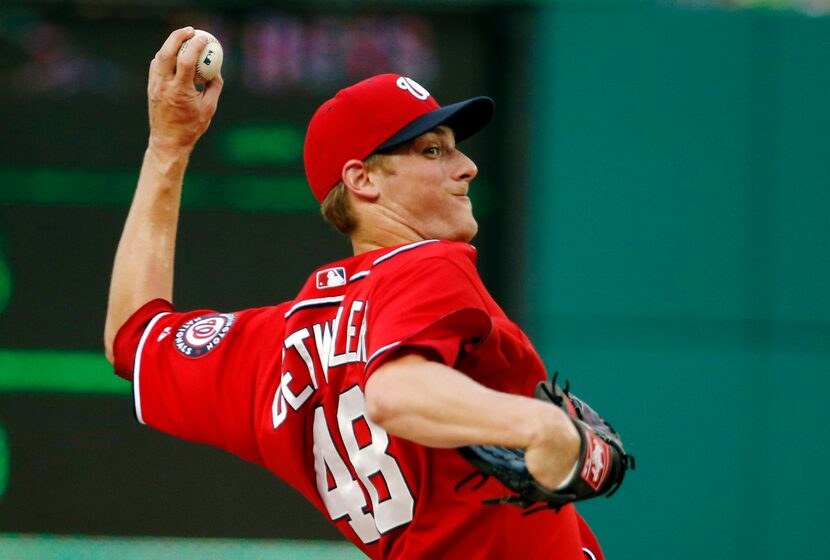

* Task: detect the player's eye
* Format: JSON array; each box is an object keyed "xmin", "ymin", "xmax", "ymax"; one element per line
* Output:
[{"xmin": 424, "ymin": 146, "xmax": 441, "ymax": 156}]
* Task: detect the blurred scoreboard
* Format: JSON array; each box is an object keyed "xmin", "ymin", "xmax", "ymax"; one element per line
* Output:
[{"xmin": 0, "ymin": 0, "xmax": 522, "ymax": 538}]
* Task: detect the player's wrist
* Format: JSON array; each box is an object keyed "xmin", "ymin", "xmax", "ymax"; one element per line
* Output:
[
  {"xmin": 148, "ymin": 134, "xmax": 195, "ymax": 155},
  {"xmin": 524, "ymin": 398, "xmax": 576, "ymax": 450},
  {"xmin": 522, "ymin": 401, "xmax": 582, "ymax": 488},
  {"xmin": 554, "ymin": 419, "xmax": 584, "ymax": 489},
  {"xmin": 145, "ymin": 140, "xmax": 192, "ymax": 176},
  {"xmin": 554, "ymin": 453, "xmax": 581, "ymax": 490}
]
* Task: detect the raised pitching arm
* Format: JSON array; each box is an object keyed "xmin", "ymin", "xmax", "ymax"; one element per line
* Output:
[{"xmin": 104, "ymin": 27, "xmax": 223, "ymax": 363}]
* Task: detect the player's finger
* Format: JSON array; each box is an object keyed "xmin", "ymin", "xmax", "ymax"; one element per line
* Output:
[
  {"xmin": 147, "ymin": 57, "xmax": 156, "ymax": 91},
  {"xmin": 174, "ymin": 34, "xmax": 209, "ymax": 87},
  {"xmin": 201, "ymin": 72, "xmax": 224, "ymax": 114},
  {"xmin": 154, "ymin": 26, "xmax": 195, "ymax": 78}
]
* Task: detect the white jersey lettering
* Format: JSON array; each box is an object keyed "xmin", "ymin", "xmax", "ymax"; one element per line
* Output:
[
  {"xmin": 284, "ymin": 328, "xmax": 318, "ymax": 389},
  {"xmin": 313, "ymin": 320, "xmax": 334, "ymax": 383},
  {"xmin": 274, "ymin": 300, "xmax": 369, "ymax": 430}
]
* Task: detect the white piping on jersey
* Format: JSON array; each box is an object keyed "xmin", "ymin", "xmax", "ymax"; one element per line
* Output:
[
  {"xmin": 582, "ymin": 548, "xmax": 597, "ymax": 560},
  {"xmin": 348, "ymin": 270, "xmax": 371, "ymax": 283},
  {"xmin": 284, "ymin": 295, "xmax": 345, "ymax": 319},
  {"xmin": 372, "ymin": 239, "xmax": 439, "ymax": 266},
  {"xmin": 365, "ymin": 340, "xmax": 402, "ymax": 370},
  {"xmin": 133, "ymin": 311, "xmax": 171, "ymax": 425},
  {"xmin": 347, "ymin": 240, "xmax": 441, "ymax": 284}
]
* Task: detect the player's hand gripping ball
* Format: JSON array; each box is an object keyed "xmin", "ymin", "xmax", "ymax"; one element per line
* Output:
[{"xmin": 177, "ymin": 29, "xmax": 223, "ymax": 83}]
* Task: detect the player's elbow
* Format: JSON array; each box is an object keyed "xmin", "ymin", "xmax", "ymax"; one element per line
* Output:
[
  {"xmin": 104, "ymin": 336, "xmax": 115, "ymax": 366},
  {"xmin": 365, "ymin": 366, "xmax": 417, "ymax": 431},
  {"xmin": 103, "ymin": 321, "xmax": 117, "ymax": 366},
  {"xmin": 364, "ymin": 374, "xmax": 396, "ymax": 428}
]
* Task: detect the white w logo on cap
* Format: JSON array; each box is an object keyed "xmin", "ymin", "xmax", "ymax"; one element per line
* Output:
[{"xmin": 396, "ymin": 77, "xmax": 430, "ymax": 100}]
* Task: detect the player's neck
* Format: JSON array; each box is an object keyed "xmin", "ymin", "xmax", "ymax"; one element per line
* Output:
[
  {"xmin": 350, "ymin": 227, "xmax": 425, "ymax": 256},
  {"xmin": 349, "ymin": 204, "xmax": 430, "ymax": 255}
]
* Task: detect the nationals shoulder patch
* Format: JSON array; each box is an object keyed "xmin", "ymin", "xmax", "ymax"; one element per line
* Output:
[{"xmin": 174, "ymin": 313, "xmax": 236, "ymax": 357}]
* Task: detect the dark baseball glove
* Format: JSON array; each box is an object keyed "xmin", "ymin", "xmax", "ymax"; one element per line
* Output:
[{"xmin": 456, "ymin": 375, "xmax": 635, "ymax": 512}]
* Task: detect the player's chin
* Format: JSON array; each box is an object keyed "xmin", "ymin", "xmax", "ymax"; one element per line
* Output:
[{"xmin": 451, "ymin": 216, "xmax": 478, "ymax": 243}]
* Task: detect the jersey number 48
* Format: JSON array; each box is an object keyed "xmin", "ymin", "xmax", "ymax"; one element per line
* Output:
[{"xmin": 312, "ymin": 386, "xmax": 415, "ymax": 544}]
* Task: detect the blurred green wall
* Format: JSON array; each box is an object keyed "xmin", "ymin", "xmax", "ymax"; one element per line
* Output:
[{"xmin": 526, "ymin": 4, "xmax": 830, "ymax": 559}]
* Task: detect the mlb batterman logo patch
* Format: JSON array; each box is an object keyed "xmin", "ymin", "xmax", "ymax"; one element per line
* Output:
[
  {"xmin": 316, "ymin": 267, "xmax": 347, "ymax": 289},
  {"xmin": 174, "ymin": 313, "xmax": 236, "ymax": 357}
]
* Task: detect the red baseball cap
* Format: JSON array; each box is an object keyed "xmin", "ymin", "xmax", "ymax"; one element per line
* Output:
[{"xmin": 303, "ymin": 74, "xmax": 494, "ymax": 203}]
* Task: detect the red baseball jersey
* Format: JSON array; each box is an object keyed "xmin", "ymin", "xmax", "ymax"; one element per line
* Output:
[{"xmin": 113, "ymin": 240, "xmax": 602, "ymax": 560}]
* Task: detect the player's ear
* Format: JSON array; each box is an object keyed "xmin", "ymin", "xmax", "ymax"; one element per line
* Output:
[{"xmin": 342, "ymin": 159, "xmax": 380, "ymax": 201}]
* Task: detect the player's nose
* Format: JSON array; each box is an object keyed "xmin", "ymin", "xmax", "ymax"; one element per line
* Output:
[{"xmin": 453, "ymin": 150, "xmax": 478, "ymax": 183}]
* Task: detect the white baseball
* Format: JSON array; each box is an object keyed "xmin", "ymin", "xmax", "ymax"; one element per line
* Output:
[{"xmin": 178, "ymin": 29, "xmax": 223, "ymax": 83}]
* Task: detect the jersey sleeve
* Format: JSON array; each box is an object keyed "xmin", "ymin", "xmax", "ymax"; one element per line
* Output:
[
  {"xmin": 112, "ymin": 298, "xmax": 288, "ymax": 464},
  {"xmin": 364, "ymin": 245, "xmax": 493, "ymax": 378}
]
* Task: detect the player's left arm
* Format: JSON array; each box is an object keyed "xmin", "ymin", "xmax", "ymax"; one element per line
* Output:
[{"xmin": 365, "ymin": 353, "xmax": 581, "ymax": 490}]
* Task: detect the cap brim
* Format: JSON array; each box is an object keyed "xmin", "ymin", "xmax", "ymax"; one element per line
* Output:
[{"xmin": 375, "ymin": 96, "xmax": 495, "ymax": 151}]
